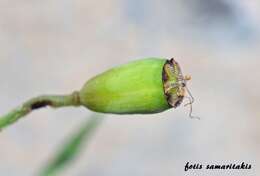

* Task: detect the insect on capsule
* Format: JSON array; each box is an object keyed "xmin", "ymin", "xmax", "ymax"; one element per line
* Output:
[
  {"xmin": 79, "ymin": 57, "xmax": 197, "ymax": 117},
  {"xmin": 0, "ymin": 57, "xmax": 198, "ymax": 130},
  {"xmin": 162, "ymin": 58, "xmax": 198, "ymax": 119}
]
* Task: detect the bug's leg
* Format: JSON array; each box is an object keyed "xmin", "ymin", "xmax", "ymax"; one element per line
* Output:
[
  {"xmin": 183, "ymin": 96, "xmax": 200, "ymax": 120},
  {"xmin": 183, "ymin": 87, "xmax": 194, "ymax": 107}
]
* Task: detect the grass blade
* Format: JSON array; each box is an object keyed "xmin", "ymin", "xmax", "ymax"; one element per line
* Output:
[{"xmin": 39, "ymin": 114, "xmax": 103, "ymax": 176}]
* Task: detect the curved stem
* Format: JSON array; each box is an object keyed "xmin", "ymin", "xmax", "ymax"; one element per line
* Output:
[{"xmin": 0, "ymin": 91, "xmax": 81, "ymax": 130}]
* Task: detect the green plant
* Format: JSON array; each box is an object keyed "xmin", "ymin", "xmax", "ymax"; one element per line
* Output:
[
  {"xmin": 0, "ymin": 57, "xmax": 194, "ymax": 130},
  {"xmin": 38, "ymin": 114, "xmax": 103, "ymax": 176}
]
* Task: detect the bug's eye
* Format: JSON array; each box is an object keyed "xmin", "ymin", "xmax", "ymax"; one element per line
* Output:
[{"xmin": 182, "ymin": 83, "xmax": 186, "ymax": 87}]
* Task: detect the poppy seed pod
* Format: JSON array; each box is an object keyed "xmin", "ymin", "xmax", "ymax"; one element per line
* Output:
[
  {"xmin": 0, "ymin": 57, "xmax": 194, "ymax": 130},
  {"xmin": 79, "ymin": 58, "xmax": 189, "ymax": 114}
]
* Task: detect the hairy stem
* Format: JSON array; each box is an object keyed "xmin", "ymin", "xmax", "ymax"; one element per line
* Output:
[{"xmin": 0, "ymin": 91, "xmax": 81, "ymax": 130}]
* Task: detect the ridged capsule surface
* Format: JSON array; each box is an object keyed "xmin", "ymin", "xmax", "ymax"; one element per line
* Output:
[{"xmin": 79, "ymin": 58, "xmax": 171, "ymax": 114}]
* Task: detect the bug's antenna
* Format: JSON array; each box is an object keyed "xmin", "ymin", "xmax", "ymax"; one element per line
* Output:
[{"xmin": 184, "ymin": 87, "xmax": 200, "ymax": 120}]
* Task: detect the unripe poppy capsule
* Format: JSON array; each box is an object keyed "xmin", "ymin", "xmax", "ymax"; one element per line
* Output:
[
  {"xmin": 0, "ymin": 57, "xmax": 196, "ymax": 130},
  {"xmin": 79, "ymin": 58, "xmax": 188, "ymax": 114}
]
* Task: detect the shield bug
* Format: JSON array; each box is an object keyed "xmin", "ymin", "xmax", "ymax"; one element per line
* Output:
[{"xmin": 163, "ymin": 58, "xmax": 198, "ymax": 119}]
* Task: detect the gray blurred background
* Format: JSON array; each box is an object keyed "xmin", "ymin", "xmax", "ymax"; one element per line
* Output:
[{"xmin": 0, "ymin": 0, "xmax": 259, "ymax": 175}]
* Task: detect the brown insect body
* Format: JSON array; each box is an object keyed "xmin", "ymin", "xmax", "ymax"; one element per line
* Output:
[
  {"xmin": 163, "ymin": 58, "xmax": 197, "ymax": 118},
  {"xmin": 162, "ymin": 58, "xmax": 186, "ymax": 108}
]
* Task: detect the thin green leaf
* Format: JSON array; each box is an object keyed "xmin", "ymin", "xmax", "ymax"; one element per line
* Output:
[{"xmin": 39, "ymin": 114, "xmax": 103, "ymax": 176}]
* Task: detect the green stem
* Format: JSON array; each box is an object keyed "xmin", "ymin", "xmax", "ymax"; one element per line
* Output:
[{"xmin": 0, "ymin": 91, "xmax": 81, "ymax": 130}]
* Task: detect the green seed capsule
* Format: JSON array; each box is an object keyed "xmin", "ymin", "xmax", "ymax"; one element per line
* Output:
[
  {"xmin": 79, "ymin": 58, "xmax": 188, "ymax": 114},
  {"xmin": 0, "ymin": 57, "xmax": 194, "ymax": 130}
]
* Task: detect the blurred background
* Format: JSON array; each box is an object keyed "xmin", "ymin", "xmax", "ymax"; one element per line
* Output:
[{"xmin": 0, "ymin": 0, "xmax": 259, "ymax": 175}]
